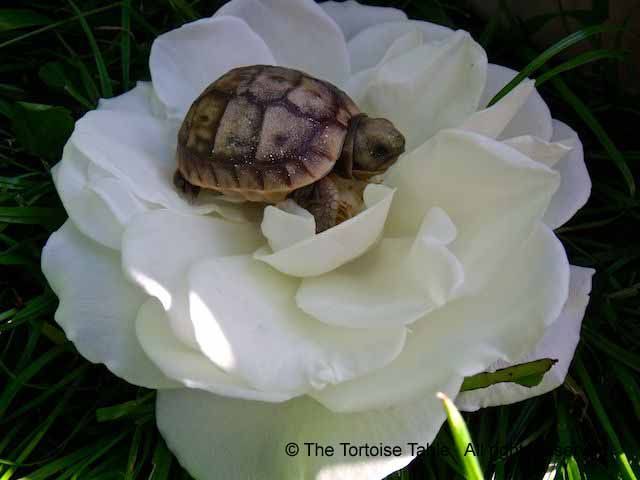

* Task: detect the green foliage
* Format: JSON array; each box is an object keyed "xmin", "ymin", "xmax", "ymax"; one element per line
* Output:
[
  {"xmin": 0, "ymin": 1, "xmax": 639, "ymax": 479},
  {"xmin": 0, "ymin": 9, "xmax": 52, "ymax": 32},
  {"xmin": 9, "ymin": 102, "xmax": 74, "ymax": 160},
  {"xmin": 460, "ymin": 359, "xmax": 558, "ymax": 392},
  {"xmin": 439, "ymin": 392, "xmax": 485, "ymax": 480}
]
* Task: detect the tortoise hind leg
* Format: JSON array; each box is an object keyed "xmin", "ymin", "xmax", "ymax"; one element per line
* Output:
[
  {"xmin": 291, "ymin": 174, "xmax": 366, "ymax": 233},
  {"xmin": 173, "ymin": 169, "xmax": 201, "ymax": 203}
]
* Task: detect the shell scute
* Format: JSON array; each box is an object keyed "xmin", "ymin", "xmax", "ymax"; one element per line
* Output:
[
  {"xmin": 240, "ymin": 66, "xmax": 302, "ymax": 103},
  {"xmin": 213, "ymin": 66, "xmax": 260, "ymax": 95},
  {"xmin": 255, "ymin": 105, "xmax": 316, "ymax": 163},
  {"xmin": 287, "ymin": 77, "xmax": 336, "ymax": 119},
  {"xmin": 213, "ymin": 96, "xmax": 262, "ymax": 160}
]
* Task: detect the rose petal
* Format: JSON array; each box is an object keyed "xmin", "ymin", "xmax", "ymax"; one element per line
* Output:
[
  {"xmin": 503, "ymin": 135, "xmax": 572, "ymax": 168},
  {"xmin": 347, "ymin": 20, "xmax": 453, "ymax": 73},
  {"xmin": 216, "ymin": 0, "xmax": 349, "ymax": 86},
  {"xmin": 121, "ymin": 209, "xmax": 263, "ymax": 347},
  {"xmin": 70, "ymin": 108, "xmax": 255, "ymax": 222},
  {"xmin": 481, "ymin": 63, "xmax": 553, "ymax": 141},
  {"xmin": 460, "ymin": 80, "xmax": 535, "ymax": 138},
  {"xmin": 348, "ymin": 24, "xmax": 422, "ymax": 74},
  {"xmin": 543, "ymin": 120, "xmax": 591, "ymax": 229},
  {"xmin": 136, "ymin": 298, "xmax": 293, "ymax": 402},
  {"xmin": 312, "ymin": 223, "xmax": 570, "ymax": 412},
  {"xmin": 320, "ymin": 0, "xmax": 407, "ymax": 41},
  {"xmin": 385, "ymin": 129, "xmax": 560, "ymax": 294},
  {"xmin": 349, "ymin": 30, "xmax": 487, "ymax": 151},
  {"xmin": 53, "ymin": 144, "xmax": 148, "ymax": 250},
  {"xmin": 261, "ymin": 199, "xmax": 316, "ymax": 251},
  {"xmin": 41, "ymin": 221, "xmax": 176, "ymax": 389},
  {"xmin": 97, "ymin": 81, "xmax": 156, "ymax": 115},
  {"xmin": 156, "ymin": 379, "xmax": 460, "ymax": 480},
  {"xmin": 455, "ymin": 266, "xmax": 594, "ymax": 411},
  {"xmin": 149, "ymin": 16, "xmax": 275, "ymax": 117},
  {"xmin": 187, "ymin": 255, "xmax": 406, "ymax": 394},
  {"xmin": 255, "ymin": 184, "xmax": 395, "ymax": 277},
  {"xmin": 296, "ymin": 208, "xmax": 463, "ymax": 328}
]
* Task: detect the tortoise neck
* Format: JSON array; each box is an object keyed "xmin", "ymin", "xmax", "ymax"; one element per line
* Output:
[{"xmin": 337, "ymin": 114, "xmax": 368, "ymax": 179}]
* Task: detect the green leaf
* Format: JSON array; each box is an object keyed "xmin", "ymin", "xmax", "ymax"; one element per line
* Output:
[
  {"xmin": 437, "ymin": 392, "xmax": 485, "ymax": 480},
  {"xmin": 460, "ymin": 358, "xmax": 557, "ymax": 391},
  {"xmin": 0, "ymin": 9, "xmax": 52, "ymax": 32},
  {"xmin": 10, "ymin": 102, "xmax": 74, "ymax": 160}
]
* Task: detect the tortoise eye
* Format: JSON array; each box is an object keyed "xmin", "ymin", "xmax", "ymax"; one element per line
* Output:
[{"xmin": 373, "ymin": 144, "xmax": 388, "ymax": 158}]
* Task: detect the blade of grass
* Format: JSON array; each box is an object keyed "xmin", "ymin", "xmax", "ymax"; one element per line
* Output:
[
  {"xmin": 0, "ymin": 207, "xmax": 64, "ymax": 226},
  {"xmin": 583, "ymin": 327, "xmax": 640, "ymax": 372},
  {"xmin": 487, "ymin": 24, "xmax": 616, "ymax": 106},
  {"xmin": 536, "ymin": 49, "xmax": 628, "ymax": 86},
  {"xmin": 574, "ymin": 355, "xmax": 638, "ymax": 480},
  {"xmin": 2, "ymin": 365, "xmax": 88, "ymax": 424},
  {"xmin": 437, "ymin": 392, "xmax": 484, "ymax": 480},
  {"xmin": 96, "ymin": 391, "xmax": 155, "ymax": 422},
  {"xmin": 121, "ymin": 0, "xmax": 131, "ymax": 91},
  {"xmin": 0, "ymin": 9, "xmax": 52, "ymax": 32},
  {"xmin": 556, "ymin": 395, "xmax": 584, "ymax": 480},
  {"xmin": 124, "ymin": 426, "xmax": 143, "ymax": 480},
  {"xmin": 19, "ymin": 440, "xmax": 111, "ymax": 480},
  {"xmin": 0, "ymin": 386, "xmax": 75, "ymax": 480},
  {"xmin": 0, "ymin": 4, "xmax": 121, "ymax": 50},
  {"xmin": 0, "ymin": 344, "xmax": 68, "ymax": 419},
  {"xmin": 493, "ymin": 409, "xmax": 508, "ymax": 480},
  {"xmin": 613, "ymin": 364, "xmax": 640, "ymax": 420},
  {"xmin": 63, "ymin": 431, "xmax": 128, "ymax": 480},
  {"xmin": 149, "ymin": 439, "xmax": 173, "ymax": 480},
  {"xmin": 550, "ymin": 75, "xmax": 635, "ymax": 195},
  {"xmin": 167, "ymin": 0, "xmax": 198, "ymax": 21},
  {"xmin": 65, "ymin": 0, "xmax": 113, "ymax": 98}
]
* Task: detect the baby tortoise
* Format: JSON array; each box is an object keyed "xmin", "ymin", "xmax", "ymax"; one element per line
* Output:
[{"xmin": 175, "ymin": 65, "xmax": 405, "ymax": 232}]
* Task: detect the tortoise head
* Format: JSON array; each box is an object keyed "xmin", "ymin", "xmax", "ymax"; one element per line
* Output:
[{"xmin": 351, "ymin": 115, "xmax": 405, "ymax": 177}]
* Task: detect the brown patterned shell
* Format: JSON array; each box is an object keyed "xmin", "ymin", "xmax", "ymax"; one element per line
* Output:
[{"xmin": 176, "ymin": 65, "xmax": 360, "ymax": 202}]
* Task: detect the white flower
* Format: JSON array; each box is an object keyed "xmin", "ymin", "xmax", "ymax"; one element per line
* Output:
[{"xmin": 41, "ymin": 1, "xmax": 594, "ymax": 479}]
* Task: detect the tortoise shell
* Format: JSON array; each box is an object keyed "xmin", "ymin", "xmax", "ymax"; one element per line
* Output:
[{"xmin": 176, "ymin": 65, "xmax": 361, "ymax": 202}]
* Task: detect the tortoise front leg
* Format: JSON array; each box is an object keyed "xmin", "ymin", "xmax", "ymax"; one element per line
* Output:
[
  {"xmin": 291, "ymin": 174, "xmax": 366, "ymax": 233},
  {"xmin": 173, "ymin": 169, "xmax": 200, "ymax": 203}
]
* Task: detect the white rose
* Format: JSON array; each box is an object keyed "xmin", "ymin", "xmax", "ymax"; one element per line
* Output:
[{"xmin": 41, "ymin": 0, "xmax": 594, "ymax": 479}]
